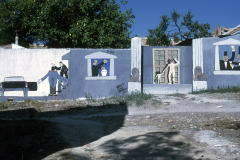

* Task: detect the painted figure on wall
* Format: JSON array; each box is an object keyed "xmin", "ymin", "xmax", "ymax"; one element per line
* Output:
[
  {"xmin": 128, "ymin": 68, "xmax": 140, "ymax": 82},
  {"xmin": 155, "ymin": 71, "xmax": 163, "ymax": 84},
  {"xmin": 219, "ymin": 46, "xmax": 235, "ymax": 70},
  {"xmin": 233, "ymin": 47, "xmax": 240, "ymax": 70},
  {"xmin": 161, "ymin": 58, "xmax": 179, "ymax": 84},
  {"xmin": 55, "ymin": 61, "xmax": 68, "ymax": 92},
  {"xmin": 91, "ymin": 59, "xmax": 108, "ymax": 76},
  {"xmin": 194, "ymin": 66, "xmax": 207, "ymax": 81},
  {"xmin": 38, "ymin": 66, "xmax": 63, "ymax": 96},
  {"xmin": 56, "ymin": 61, "xmax": 68, "ymax": 79}
]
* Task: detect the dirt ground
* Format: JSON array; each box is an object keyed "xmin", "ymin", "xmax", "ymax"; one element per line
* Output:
[{"xmin": 0, "ymin": 92, "xmax": 240, "ymax": 160}]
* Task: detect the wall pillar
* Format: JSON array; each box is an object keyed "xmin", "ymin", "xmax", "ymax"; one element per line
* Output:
[
  {"xmin": 128, "ymin": 37, "xmax": 143, "ymax": 93},
  {"xmin": 192, "ymin": 38, "xmax": 207, "ymax": 91}
]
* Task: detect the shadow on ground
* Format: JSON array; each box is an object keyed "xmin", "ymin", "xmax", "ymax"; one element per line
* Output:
[
  {"xmin": 100, "ymin": 132, "xmax": 194, "ymax": 160},
  {"xmin": 0, "ymin": 104, "xmax": 127, "ymax": 160}
]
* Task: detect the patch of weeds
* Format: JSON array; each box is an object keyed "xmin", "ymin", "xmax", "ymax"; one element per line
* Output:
[
  {"xmin": 190, "ymin": 97, "xmax": 196, "ymax": 101},
  {"xmin": 194, "ymin": 126, "xmax": 201, "ymax": 131},
  {"xmin": 17, "ymin": 99, "xmax": 43, "ymax": 109},
  {"xmin": 167, "ymin": 93, "xmax": 186, "ymax": 99},
  {"xmin": 119, "ymin": 101, "xmax": 127, "ymax": 107},
  {"xmin": 206, "ymin": 120, "xmax": 240, "ymax": 130},
  {"xmin": 192, "ymin": 86, "xmax": 240, "ymax": 94},
  {"xmin": 24, "ymin": 99, "xmax": 32, "ymax": 103},
  {"xmin": 0, "ymin": 102, "xmax": 14, "ymax": 110},
  {"xmin": 0, "ymin": 103, "xmax": 7, "ymax": 110},
  {"xmin": 151, "ymin": 98, "xmax": 162, "ymax": 107},
  {"xmin": 85, "ymin": 93, "xmax": 96, "ymax": 103},
  {"xmin": 96, "ymin": 93, "xmax": 153, "ymax": 107},
  {"xmin": 169, "ymin": 126, "xmax": 178, "ymax": 131},
  {"xmin": 97, "ymin": 155, "xmax": 113, "ymax": 159},
  {"xmin": 123, "ymin": 92, "xmax": 153, "ymax": 106},
  {"xmin": 0, "ymin": 99, "xmax": 45, "ymax": 111}
]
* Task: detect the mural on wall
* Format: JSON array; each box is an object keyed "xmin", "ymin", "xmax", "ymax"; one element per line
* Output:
[
  {"xmin": 155, "ymin": 71, "xmax": 163, "ymax": 84},
  {"xmin": 116, "ymin": 83, "xmax": 127, "ymax": 94},
  {"xmin": 214, "ymin": 39, "xmax": 240, "ymax": 73},
  {"xmin": 219, "ymin": 46, "xmax": 236, "ymax": 70},
  {"xmin": 55, "ymin": 61, "xmax": 69, "ymax": 92},
  {"xmin": 55, "ymin": 61, "xmax": 68, "ymax": 79},
  {"xmin": 194, "ymin": 66, "xmax": 207, "ymax": 81},
  {"xmin": 230, "ymin": 46, "xmax": 240, "ymax": 70},
  {"xmin": 38, "ymin": 64, "xmax": 68, "ymax": 96},
  {"xmin": 128, "ymin": 68, "xmax": 140, "ymax": 82},
  {"xmin": 234, "ymin": 50, "xmax": 240, "ymax": 70},
  {"xmin": 153, "ymin": 49, "xmax": 180, "ymax": 84},
  {"xmin": 0, "ymin": 76, "xmax": 37, "ymax": 97},
  {"xmin": 85, "ymin": 52, "xmax": 117, "ymax": 80},
  {"xmin": 91, "ymin": 59, "xmax": 109, "ymax": 77},
  {"xmin": 161, "ymin": 58, "xmax": 179, "ymax": 84}
]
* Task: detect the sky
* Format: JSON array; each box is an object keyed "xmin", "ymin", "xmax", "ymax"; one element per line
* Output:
[{"xmin": 119, "ymin": 0, "xmax": 240, "ymax": 38}]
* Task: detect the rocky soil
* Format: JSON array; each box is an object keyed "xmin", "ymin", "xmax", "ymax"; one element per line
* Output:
[{"xmin": 0, "ymin": 92, "xmax": 240, "ymax": 160}]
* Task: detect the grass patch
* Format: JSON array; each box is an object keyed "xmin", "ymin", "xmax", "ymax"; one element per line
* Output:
[
  {"xmin": 192, "ymin": 86, "xmax": 240, "ymax": 94},
  {"xmin": 90, "ymin": 92, "xmax": 154, "ymax": 107},
  {"xmin": 167, "ymin": 93, "xmax": 186, "ymax": 99},
  {"xmin": 0, "ymin": 93, "xmax": 156, "ymax": 111},
  {"xmin": 0, "ymin": 102, "xmax": 12, "ymax": 110},
  {"xmin": 111, "ymin": 92, "xmax": 153, "ymax": 106}
]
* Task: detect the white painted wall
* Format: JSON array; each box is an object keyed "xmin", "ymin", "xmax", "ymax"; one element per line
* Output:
[
  {"xmin": 11, "ymin": 44, "xmax": 25, "ymax": 49},
  {"xmin": 0, "ymin": 49, "xmax": 70, "ymax": 96},
  {"xmin": 192, "ymin": 38, "xmax": 203, "ymax": 73},
  {"xmin": 131, "ymin": 37, "xmax": 143, "ymax": 74}
]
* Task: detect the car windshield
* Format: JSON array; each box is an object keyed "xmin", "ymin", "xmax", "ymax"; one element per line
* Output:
[{"xmin": 4, "ymin": 76, "xmax": 25, "ymax": 82}]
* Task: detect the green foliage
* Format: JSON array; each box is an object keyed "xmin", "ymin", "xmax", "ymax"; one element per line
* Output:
[
  {"xmin": 0, "ymin": 102, "xmax": 10, "ymax": 110},
  {"xmin": 147, "ymin": 15, "xmax": 170, "ymax": 46},
  {"xmin": 123, "ymin": 92, "xmax": 153, "ymax": 106},
  {"xmin": 0, "ymin": 0, "xmax": 135, "ymax": 48},
  {"xmin": 192, "ymin": 86, "xmax": 240, "ymax": 94},
  {"xmin": 85, "ymin": 92, "xmax": 154, "ymax": 106},
  {"xmin": 147, "ymin": 9, "xmax": 212, "ymax": 46},
  {"xmin": 109, "ymin": 92, "xmax": 154, "ymax": 106}
]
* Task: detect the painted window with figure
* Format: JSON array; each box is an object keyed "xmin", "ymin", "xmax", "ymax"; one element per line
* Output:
[
  {"xmin": 219, "ymin": 46, "xmax": 240, "ymax": 71},
  {"xmin": 91, "ymin": 59, "xmax": 110, "ymax": 77},
  {"xmin": 85, "ymin": 51, "xmax": 117, "ymax": 80},
  {"xmin": 213, "ymin": 38, "xmax": 240, "ymax": 75}
]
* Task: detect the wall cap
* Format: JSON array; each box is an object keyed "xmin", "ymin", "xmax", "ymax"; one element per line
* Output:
[
  {"xmin": 214, "ymin": 71, "xmax": 240, "ymax": 75},
  {"xmin": 85, "ymin": 52, "xmax": 117, "ymax": 59},
  {"xmin": 213, "ymin": 38, "xmax": 240, "ymax": 46}
]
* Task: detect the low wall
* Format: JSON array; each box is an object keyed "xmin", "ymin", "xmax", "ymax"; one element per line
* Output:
[
  {"xmin": 0, "ymin": 49, "xmax": 70, "ymax": 96},
  {"xmin": 66, "ymin": 49, "xmax": 131, "ymax": 99},
  {"xmin": 202, "ymin": 35, "xmax": 240, "ymax": 89}
]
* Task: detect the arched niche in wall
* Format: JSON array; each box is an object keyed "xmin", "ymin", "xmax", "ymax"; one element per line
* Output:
[{"xmin": 85, "ymin": 51, "xmax": 117, "ymax": 80}]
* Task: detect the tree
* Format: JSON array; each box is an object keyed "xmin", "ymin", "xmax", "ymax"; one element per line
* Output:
[
  {"xmin": 0, "ymin": 0, "xmax": 135, "ymax": 48},
  {"xmin": 147, "ymin": 9, "xmax": 212, "ymax": 46},
  {"xmin": 146, "ymin": 15, "xmax": 170, "ymax": 46}
]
